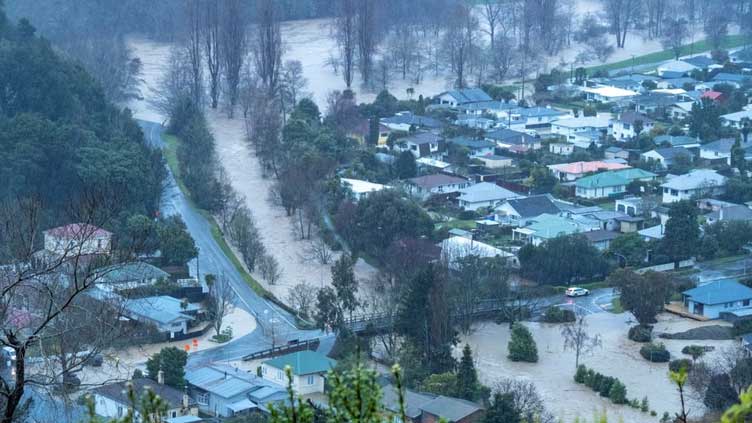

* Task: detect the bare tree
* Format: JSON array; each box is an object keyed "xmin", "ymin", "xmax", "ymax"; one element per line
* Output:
[
  {"xmin": 221, "ymin": 0, "xmax": 247, "ymax": 117},
  {"xmin": 493, "ymin": 378, "xmax": 556, "ymax": 423},
  {"xmin": 662, "ymin": 18, "xmax": 690, "ymax": 60},
  {"xmin": 480, "ymin": 0, "xmax": 504, "ymax": 51},
  {"xmin": 286, "ymin": 283, "xmax": 317, "ymax": 320},
  {"xmin": 203, "ymin": 0, "xmax": 223, "ymax": 109},
  {"xmin": 561, "ymin": 313, "xmax": 602, "ymax": 368},
  {"xmin": 602, "ymin": 0, "xmax": 640, "ymax": 48},
  {"xmin": 645, "ymin": 0, "xmax": 668, "ymax": 39},
  {"xmin": 205, "ymin": 273, "xmax": 235, "ymax": 337},
  {"xmin": 355, "ymin": 0, "xmax": 379, "ymax": 86},
  {"xmin": 280, "ymin": 60, "xmax": 308, "ymax": 120},
  {"xmin": 302, "ymin": 237, "xmax": 334, "ymax": 265},
  {"xmin": 333, "ymin": 0, "xmax": 357, "ymax": 89},
  {"xmin": 252, "ymin": 0, "xmax": 283, "ymax": 97},
  {"xmin": 226, "ymin": 205, "xmax": 266, "ymax": 272},
  {"xmin": 185, "ymin": 0, "xmax": 204, "ymax": 108},
  {"xmin": 443, "ymin": 2, "xmax": 478, "ymax": 88},
  {"xmin": 259, "ymin": 254, "xmax": 282, "ymax": 285},
  {"xmin": 151, "ymin": 47, "xmax": 193, "ymax": 119},
  {"xmin": 216, "ymin": 167, "xmax": 244, "ymax": 232}
]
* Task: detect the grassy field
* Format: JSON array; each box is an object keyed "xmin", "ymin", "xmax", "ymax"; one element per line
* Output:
[
  {"xmin": 585, "ymin": 35, "xmax": 748, "ymax": 74},
  {"xmin": 437, "ymin": 219, "xmax": 478, "ymax": 231},
  {"xmin": 610, "ymin": 297, "xmax": 624, "ymax": 314}
]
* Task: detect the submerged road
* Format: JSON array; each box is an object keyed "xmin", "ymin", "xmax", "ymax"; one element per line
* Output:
[{"xmin": 138, "ymin": 120, "xmax": 328, "ymax": 363}]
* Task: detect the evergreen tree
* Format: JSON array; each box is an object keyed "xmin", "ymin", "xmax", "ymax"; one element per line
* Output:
[
  {"xmin": 660, "ymin": 201, "xmax": 700, "ymax": 263},
  {"xmin": 394, "ymin": 150, "xmax": 417, "ymax": 179},
  {"xmin": 609, "ymin": 380, "xmax": 628, "ymax": 404},
  {"xmin": 145, "ymin": 347, "xmax": 187, "ymax": 389},
  {"xmin": 456, "ymin": 344, "xmax": 479, "ymax": 401},
  {"xmin": 331, "ymin": 254, "xmax": 359, "ymax": 321},
  {"xmin": 507, "ymin": 323, "xmax": 538, "ymax": 362}
]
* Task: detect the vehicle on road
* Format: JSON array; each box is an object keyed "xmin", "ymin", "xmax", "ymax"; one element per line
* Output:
[{"xmin": 566, "ymin": 287, "xmax": 590, "ymax": 297}]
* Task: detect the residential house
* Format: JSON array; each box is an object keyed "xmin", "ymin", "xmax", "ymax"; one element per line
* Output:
[
  {"xmin": 711, "ymin": 73, "xmax": 748, "ymax": 88},
  {"xmin": 458, "ymin": 182, "xmax": 522, "ymax": 211},
  {"xmin": 261, "ymin": 351, "xmax": 336, "ymax": 395},
  {"xmin": 632, "ymin": 92, "xmax": 682, "ymax": 115},
  {"xmin": 583, "ymin": 86, "xmax": 638, "ymax": 102},
  {"xmin": 615, "ymin": 197, "xmax": 646, "ymax": 217},
  {"xmin": 638, "ymin": 224, "xmax": 665, "ymax": 241},
  {"xmin": 485, "ymin": 128, "xmax": 541, "ymax": 152},
  {"xmin": 550, "ymin": 116, "xmax": 610, "ymax": 148},
  {"xmin": 653, "ymin": 135, "xmax": 701, "ymax": 149},
  {"xmin": 454, "ymin": 114, "xmax": 495, "ymax": 130},
  {"xmin": 455, "ymin": 100, "xmax": 516, "ymax": 117},
  {"xmin": 441, "ymin": 236, "xmax": 518, "ymax": 268},
  {"xmin": 548, "ymin": 161, "xmax": 630, "ymax": 182},
  {"xmin": 92, "ymin": 377, "xmax": 198, "ymax": 422},
  {"xmin": 94, "ymin": 262, "xmax": 170, "ymax": 292},
  {"xmin": 611, "ymin": 111, "xmax": 654, "ymax": 140},
  {"xmin": 657, "ymin": 60, "xmax": 698, "ymax": 78},
  {"xmin": 436, "ymin": 88, "xmax": 493, "ymax": 108},
  {"xmin": 682, "ymin": 55, "xmax": 715, "ymax": 70},
  {"xmin": 44, "ymin": 223, "xmax": 112, "ymax": 256},
  {"xmin": 721, "ymin": 109, "xmax": 752, "ymax": 129},
  {"xmin": 583, "ymin": 229, "xmax": 621, "ymax": 251},
  {"xmin": 705, "ymin": 205, "xmax": 752, "ymax": 224},
  {"xmin": 381, "ymin": 384, "xmax": 484, "ymax": 423},
  {"xmin": 406, "ymin": 174, "xmax": 471, "ymax": 199},
  {"xmin": 186, "ymin": 364, "xmax": 287, "ymax": 417},
  {"xmin": 381, "ymin": 111, "xmax": 443, "ymax": 132},
  {"xmin": 512, "ymin": 213, "xmax": 586, "ymax": 246},
  {"xmin": 477, "ymin": 155, "xmax": 513, "ymax": 169},
  {"xmin": 341, "ymin": 178, "xmax": 388, "ymax": 201},
  {"xmin": 661, "ymin": 169, "xmax": 727, "ymax": 203},
  {"xmin": 656, "ymin": 77, "xmax": 698, "ymax": 90},
  {"xmin": 640, "ymin": 147, "xmax": 693, "ymax": 169},
  {"xmin": 575, "ymin": 172, "xmax": 630, "ymax": 199},
  {"xmin": 515, "ymin": 106, "xmax": 568, "ymax": 128},
  {"xmin": 701, "ymin": 90, "xmax": 726, "ymax": 103},
  {"xmin": 699, "ymin": 138, "xmax": 739, "ymax": 162},
  {"xmin": 682, "ymin": 279, "xmax": 752, "ymax": 319},
  {"xmin": 494, "ymin": 195, "xmax": 561, "ymax": 226},
  {"xmin": 669, "ymin": 102, "xmax": 695, "ymax": 120},
  {"xmin": 416, "ymin": 157, "xmax": 453, "ymax": 173},
  {"xmin": 123, "ymin": 295, "xmax": 202, "ymax": 340},
  {"xmin": 549, "ymin": 142, "xmax": 575, "ymax": 156},
  {"xmin": 447, "ymin": 137, "xmax": 496, "ymax": 158},
  {"xmin": 396, "ymin": 132, "xmax": 445, "ymax": 159},
  {"xmin": 605, "ymin": 146, "xmax": 629, "ymax": 160},
  {"xmin": 697, "ymin": 198, "xmax": 739, "ymax": 212}
]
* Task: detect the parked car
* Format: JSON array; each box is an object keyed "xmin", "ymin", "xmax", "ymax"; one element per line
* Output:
[{"xmin": 566, "ymin": 287, "xmax": 590, "ymax": 297}]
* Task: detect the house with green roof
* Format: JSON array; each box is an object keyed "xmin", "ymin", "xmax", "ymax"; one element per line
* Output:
[
  {"xmin": 261, "ymin": 351, "xmax": 336, "ymax": 395},
  {"xmin": 575, "ymin": 168, "xmax": 657, "ymax": 199},
  {"xmin": 512, "ymin": 213, "xmax": 590, "ymax": 246}
]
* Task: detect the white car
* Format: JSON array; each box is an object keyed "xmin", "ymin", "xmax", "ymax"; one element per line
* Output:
[{"xmin": 566, "ymin": 287, "xmax": 590, "ymax": 297}]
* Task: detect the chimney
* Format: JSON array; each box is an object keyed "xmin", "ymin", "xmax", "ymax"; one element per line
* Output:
[{"xmin": 157, "ymin": 369, "xmax": 164, "ymax": 385}]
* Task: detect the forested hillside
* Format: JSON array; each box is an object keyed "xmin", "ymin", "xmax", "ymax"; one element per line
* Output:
[{"xmin": 0, "ymin": 6, "xmax": 164, "ymax": 236}]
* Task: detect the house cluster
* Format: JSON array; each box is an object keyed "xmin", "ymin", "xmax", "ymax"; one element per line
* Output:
[{"xmin": 91, "ymin": 349, "xmax": 485, "ymax": 422}]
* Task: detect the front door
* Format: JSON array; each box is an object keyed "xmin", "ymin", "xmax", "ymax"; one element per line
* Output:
[{"xmin": 693, "ymin": 302, "xmax": 704, "ymax": 316}]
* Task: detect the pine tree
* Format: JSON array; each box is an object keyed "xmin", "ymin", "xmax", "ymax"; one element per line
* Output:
[
  {"xmin": 456, "ymin": 344, "xmax": 479, "ymax": 401},
  {"xmin": 609, "ymin": 380, "xmax": 628, "ymax": 404},
  {"xmin": 507, "ymin": 323, "xmax": 538, "ymax": 363}
]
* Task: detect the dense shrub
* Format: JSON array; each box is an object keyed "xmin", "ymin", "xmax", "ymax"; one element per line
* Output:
[
  {"xmin": 542, "ymin": 306, "xmax": 576, "ymax": 323},
  {"xmin": 628, "ymin": 325, "xmax": 653, "ymax": 343},
  {"xmin": 669, "ymin": 358, "xmax": 693, "ymax": 373},
  {"xmin": 681, "ymin": 344, "xmax": 712, "ymax": 360},
  {"xmin": 640, "ymin": 343, "xmax": 670, "ymax": 362},
  {"xmin": 574, "ymin": 365, "xmax": 629, "ymax": 406},
  {"xmin": 507, "ymin": 323, "xmax": 538, "ymax": 363}
]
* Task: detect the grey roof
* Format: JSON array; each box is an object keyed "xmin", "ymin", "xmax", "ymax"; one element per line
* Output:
[
  {"xmin": 124, "ymin": 296, "xmax": 199, "ymax": 325},
  {"xmin": 683, "ymin": 55, "xmax": 715, "ymax": 69},
  {"xmin": 186, "ymin": 365, "xmax": 279, "ymax": 399},
  {"xmin": 381, "ymin": 112, "xmax": 443, "ymax": 129},
  {"xmin": 712, "ymin": 73, "xmax": 748, "ymax": 83},
  {"xmin": 420, "ymin": 396, "xmax": 484, "ymax": 422},
  {"xmin": 440, "ymin": 88, "xmax": 493, "ymax": 104},
  {"xmin": 654, "ymin": 135, "xmax": 700, "ymax": 147},
  {"xmin": 92, "ymin": 378, "xmax": 190, "ymax": 409},
  {"xmin": 632, "ymin": 93, "xmax": 680, "ymax": 107},
  {"xmin": 448, "ymin": 137, "xmax": 496, "ymax": 150},
  {"xmin": 485, "ymin": 128, "xmax": 537, "ymax": 145},
  {"xmin": 617, "ymin": 111, "xmax": 654, "ymax": 125},
  {"xmin": 648, "ymin": 147, "xmax": 693, "ymax": 161},
  {"xmin": 95, "ymin": 262, "xmax": 169, "ymax": 284},
  {"xmin": 661, "ymin": 169, "xmax": 726, "ymax": 190},
  {"xmin": 707, "ymin": 205, "xmax": 752, "ymax": 222},
  {"xmin": 500, "ymin": 195, "xmax": 560, "ymax": 218},
  {"xmin": 404, "ymin": 131, "xmax": 442, "ymax": 145},
  {"xmin": 165, "ymin": 417, "xmax": 203, "ymax": 423},
  {"xmin": 408, "ymin": 174, "xmax": 468, "ymax": 190},
  {"xmin": 605, "ymin": 146, "xmax": 625, "ymax": 153},
  {"xmin": 459, "ymin": 182, "xmax": 520, "ymax": 203},
  {"xmin": 516, "ymin": 106, "xmax": 566, "ymax": 118},
  {"xmin": 684, "ymin": 279, "xmax": 752, "ymax": 305},
  {"xmin": 381, "ymin": 385, "xmax": 436, "ymax": 419},
  {"xmin": 701, "ymin": 138, "xmax": 738, "ymax": 154}
]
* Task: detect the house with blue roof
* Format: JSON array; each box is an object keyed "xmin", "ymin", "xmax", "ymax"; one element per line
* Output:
[
  {"xmin": 682, "ymin": 279, "xmax": 752, "ymax": 319},
  {"xmin": 437, "ymin": 88, "xmax": 493, "ymax": 107},
  {"xmin": 712, "ymin": 72, "xmax": 749, "ymax": 87}
]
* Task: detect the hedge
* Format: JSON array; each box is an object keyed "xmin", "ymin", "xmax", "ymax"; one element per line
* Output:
[
  {"xmin": 574, "ymin": 365, "xmax": 628, "ymax": 405},
  {"xmin": 640, "ymin": 342, "xmax": 671, "ymax": 363}
]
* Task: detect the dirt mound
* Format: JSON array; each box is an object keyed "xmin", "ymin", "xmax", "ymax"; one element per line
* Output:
[{"xmin": 658, "ymin": 325, "xmax": 734, "ymax": 340}]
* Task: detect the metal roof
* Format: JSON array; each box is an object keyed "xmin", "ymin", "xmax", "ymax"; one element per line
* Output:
[
  {"xmin": 185, "ymin": 366, "xmax": 259, "ymax": 399},
  {"xmin": 263, "ymin": 350, "xmax": 337, "ymax": 376},
  {"xmin": 684, "ymin": 279, "xmax": 752, "ymax": 305}
]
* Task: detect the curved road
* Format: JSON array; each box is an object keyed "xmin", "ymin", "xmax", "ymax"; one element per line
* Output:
[{"xmin": 138, "ymin": 120, "xmax": 329, "ymax": 364}]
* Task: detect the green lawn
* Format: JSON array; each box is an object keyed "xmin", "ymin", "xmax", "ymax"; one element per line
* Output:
[
  {"xmin": 585, "ymin": 35, "xmax": 748, "ymax": 74},
  {"xmin": 437, "ymin": 219, "xmax": 477, "ymax": 231},
  {"xmin": 610, "ymin": 297, "xmax": 624, "ymax": 314}
]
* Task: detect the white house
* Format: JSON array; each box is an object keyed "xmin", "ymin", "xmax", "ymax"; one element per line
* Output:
[
  {"xmin": 550, "ymin": 116, "xmax": 611, "ymax": 147},
  {"xmin": 699, "ymin": 138, "xmax": 739, "ymax": 162},
  {"xmin": 44, "ymin": 223, "xmax": 112, "ymax": 256},
  {"xmin": 721, "ymin": 110, "xmax": 752, "ymax": 129},
  {"xmin": 477, "ymin": 155, "xmax": 514, "ymax": 169},
  {"xmin": 341, "ymin": 178, "xmax": 388, "ymax": 201},
  {"xmin": 406, "ymin": 174, "xmax": 470, "ymax": 199},
  {"xmin": 436, "ymin": 88, "xmax": 492, "ymax": 107},
  {"xmin": 457, "ymin": 182, "xmax": 522, "ymax": 211},
  {"xmin": 548, "ymin": 161, "xmax": 630, "ymax": 181},
  {"xmin": 670, "ymin": 102, "xmax": 695, "ymax": 120},
  {"xmin": 395, "ymin": 132, "xmax": 444, "ymax": 159},
  {"xmin": 122, "ymin": 296, "xmax": 201, "ymax": 339},
  {"xmin": 610, "ymin": 111, "xmax": 654, "ymax": 140},
  {"xmin": 657, "ymin": 60, "xmax": 698, "ymax": 78},
  {"xmin": 261, "ymin": 351, "xmax": 336, "ymax": 395},
  {"xmin": 92, "ymin": 377, "xmax": 198, "ymax": 422},
  {"xmin": 440, "ymin": 236, "xmax": 518, "ymax": 267},
  {"xmin": 583, "ymin": 86, "xmax": 638, "ymax": 102},
  {"xmin": 494, "ymin": 195, "xmax": 561, "ymax": 226},
  {"xmin": 640, "ymin": 147, "xmax": 693, "ymax": 169},
  {"xmin": 661, "ymin": 169, "xmax": 727, "ymax": 203},
  {"xmin": 549, "ymin": 142, "xmax": 574, "ymax": 156}
]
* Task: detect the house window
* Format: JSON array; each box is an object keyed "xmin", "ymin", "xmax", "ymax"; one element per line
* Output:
[
  {"xmin": 277, "ymin": 370, "xmax": 283, "ymax": 380},
  {"xmin": 197, "ymin": 392, "xmax": 209, "ymax": 405},
  {"xmin": 117, "ymin": 406, "xmax": 124, "ymax": 417},
  {"xmin": 171, "ymin": 411, "xmax": 177, "ymax": 418},
  {"xmin": 744, "ymin": 300, "xmax": 750, "ymax": 307},
  {"xmin": 307, "ymin": 375, "xmax": 315, "ymax": 385}
]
